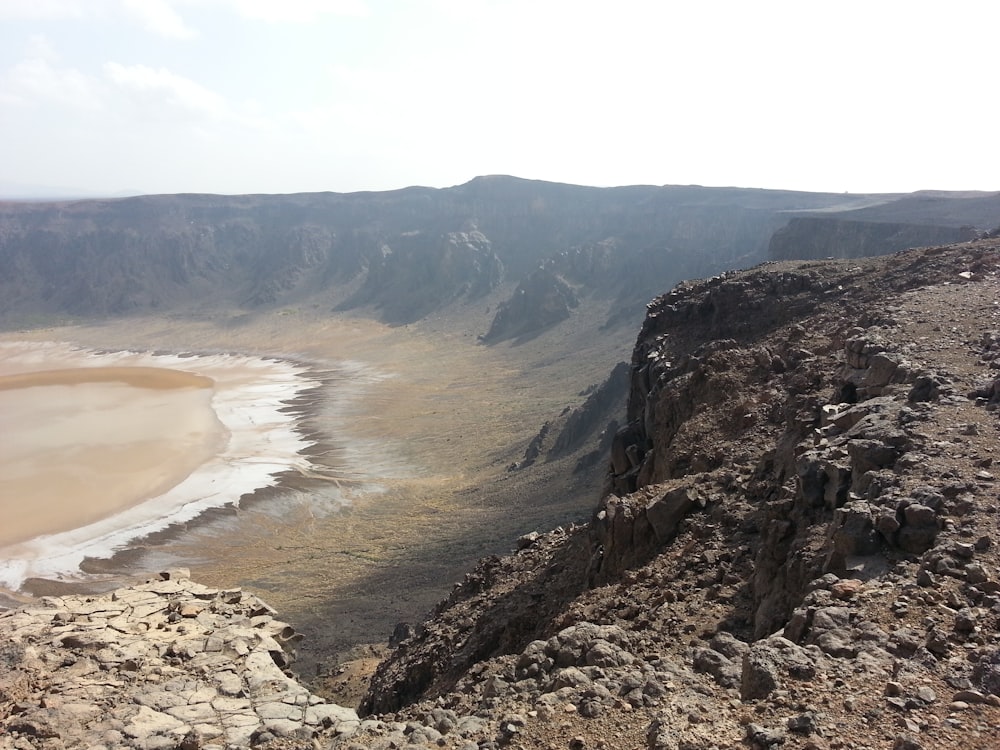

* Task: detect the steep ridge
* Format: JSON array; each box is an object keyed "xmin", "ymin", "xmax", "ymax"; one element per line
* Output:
[
  {"xmin": 351, "ymin": 238, "xmax": 1000, "ymax": 749},
  {"xmin": 336, "ymin": 226, "xmax": 503, "ymax": 324},
  {"xmin": 480, "ymin": 266, "xmax": 579, "ymax": 344},
  {"xmin": 510, "ymin": 362, "xmax": 630, "ymax": 472}
]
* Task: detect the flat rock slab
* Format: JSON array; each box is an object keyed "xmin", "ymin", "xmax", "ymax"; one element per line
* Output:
[{"xmin": 0, "ymin": 571, "xmax": 358, "ymax": 749}]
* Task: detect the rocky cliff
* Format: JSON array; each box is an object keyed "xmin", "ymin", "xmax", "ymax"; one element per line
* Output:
[
  {"xmin": 766, "ymin": 190, "xmax": 999, "ymax": 262},
  {"xmin": 352, "ymin": 237, "xmax": 1000, "ymax": 749}
]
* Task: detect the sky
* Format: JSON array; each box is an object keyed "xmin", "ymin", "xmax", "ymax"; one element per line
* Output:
[{"xmin": 1, "ymin": 0, "xmax": 998, "ymax": 198}]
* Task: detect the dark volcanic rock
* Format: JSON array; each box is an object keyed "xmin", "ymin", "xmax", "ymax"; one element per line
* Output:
[
  {"xmin": 339, "ymin": 227, "xmax": 503, "ymax": 324},
  {"xmin": 361, "ymin": 240, "xmax": 1000, "ymax": 732},
  {"xmin": 481, "ymin": 266, "xmax": 578, "ymax": 343},
  {"xmin": 511, "ymin": 361, "xmax": 629, "ymax": 471}
]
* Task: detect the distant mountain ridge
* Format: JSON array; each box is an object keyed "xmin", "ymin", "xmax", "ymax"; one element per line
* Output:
[{"xmin": 1, "ymin": 176, "xmax": 997, "ymax": 336}]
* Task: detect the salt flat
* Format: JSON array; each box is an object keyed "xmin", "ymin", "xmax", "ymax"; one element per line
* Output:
[
  {"xmin": 0, "ymin": 341, "xmax": 316, "ymax": 590},
  {"xmin": 0, "ymin": 367, "xmax": 224, "ymax": 547}
]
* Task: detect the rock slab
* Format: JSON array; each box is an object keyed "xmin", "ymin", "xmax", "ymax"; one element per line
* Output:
[{"xmin": 0, "ymin": 570, "xmax": 358, "ymax": 749}]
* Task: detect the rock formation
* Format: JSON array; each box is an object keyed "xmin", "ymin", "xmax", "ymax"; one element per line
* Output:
[
  {"xmin": 768, "ymin": 217, "xmax": 978, "ymax": 262},
  {"xmin": 338, "ymin": 228, "xmax": 503, "ymax": 324},
  {"xmin": 353, "ymin": 237, "xmax": 1000, "ymax": 749},
  {"xmin": 481, "ymin": 267, "xmax": 578, "ymax": 344},
  {"xmin": 510, "ymin": 362, "xmax": 629, "ymax": 472}
]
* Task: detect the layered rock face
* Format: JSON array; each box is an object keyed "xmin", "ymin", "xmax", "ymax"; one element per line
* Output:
[
  {"xmin": 768, "ymin": 217, "xmax": 978, "ymax": 262},
  {"xmin": 3, "ymin": 179, "xmax": 995, "ymax": 336},
  {"xmin": 507, "ymin": 361, "xmax": 629, "ymax": 477},
  {"xmin": 338, "ymin": 228, "xmax": 503, "ymax": 324},
  {"xmin": 480, "ymin": 267, "xmax": 577, "ymax": 343},
  {"xmin": 609, "ymin": 239, "xmax": 1000, "ymax": 639}
]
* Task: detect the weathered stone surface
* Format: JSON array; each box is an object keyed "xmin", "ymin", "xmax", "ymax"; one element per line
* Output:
[
  {"xmin": 741, "ymin": 636, "xmax": 818, "ymax": 700},
  {"xmin": 0, "ymin": 571, "xmax": 357, "ymax": 748},
  {"xmin": 590, "ymin": 484, "xmax": 701, "ymax": 584},
  {"xmin": 709, "ymin": 632, "xmax": 749, "ymax": 661},
  {"xmin": 692, "ymin": 647, "xmax": 740, "ymax": 688}
]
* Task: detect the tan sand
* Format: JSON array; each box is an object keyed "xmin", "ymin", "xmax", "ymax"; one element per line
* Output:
[
  {"xmin": 0, "ymin": 367, "xmax": 225, "ymax": 548},
  {"xmin": 0, "ymin": 365, "xmax": 214, "ymax": 391}
]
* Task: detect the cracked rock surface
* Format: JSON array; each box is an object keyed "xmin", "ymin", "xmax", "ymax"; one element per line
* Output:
[{"xmin": 0, "ymin": 570, "xmax": 358, "ymax": 749}]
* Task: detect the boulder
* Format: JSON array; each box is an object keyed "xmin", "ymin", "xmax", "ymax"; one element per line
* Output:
[{"xmin": 741, "ymin": 636, "xmax": 818, "ymax": 700}]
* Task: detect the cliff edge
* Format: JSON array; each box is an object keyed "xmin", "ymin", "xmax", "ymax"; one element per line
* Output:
[{"xmin": 356, "ymin": 238, "xmax": 1000, "ymax": 749}]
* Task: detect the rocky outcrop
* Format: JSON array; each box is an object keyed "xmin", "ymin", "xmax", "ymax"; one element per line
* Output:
[
  {"xmin": 591, "ymin": 480, "xmax": 713, "ymax": 587},
  {"xmin": 339, "ymin": 228, "xmax": 503, "ymax": 324},
  {"xmin": 611, "ymin": 242, "xmax": 999, "ymax": 639},
  {"xmin": 609, "ymin": 267, "xmax": 840, "ymax": 495},
  {"xmin": 481, "ymin": 267, "xmax": 577, "ymax": 343},
  {"xmin": 0, "ymin": 570, "xmax": 359, "ymax": 749},
  {"xmin": 360, "ymin": 526, "xmax": 595, "ymax": 715},
  {"xmin": 550, "ymin": 362, "xmax": 629, "ymax": 460}
]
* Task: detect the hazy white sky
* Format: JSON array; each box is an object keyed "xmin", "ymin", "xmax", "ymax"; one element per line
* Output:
[{"xmin": 1, "ymin": 0, "xmax": 998, "ymax": 197}]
